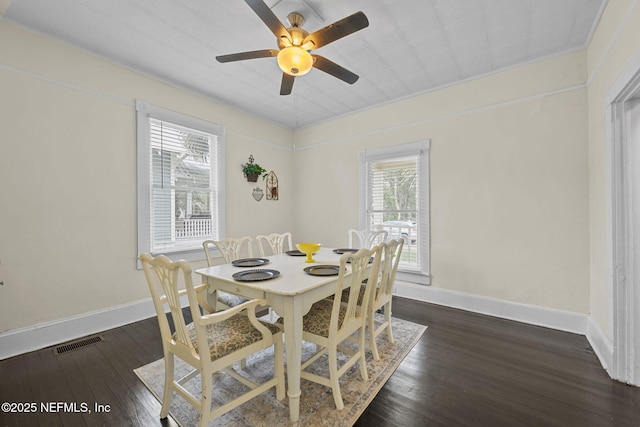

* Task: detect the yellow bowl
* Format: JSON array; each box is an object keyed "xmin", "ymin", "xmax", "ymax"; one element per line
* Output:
[{"xmin": 296, "ymin": 243, "xmax": 322, "ymax": 263}]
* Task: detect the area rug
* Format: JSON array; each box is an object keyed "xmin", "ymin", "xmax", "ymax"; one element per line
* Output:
[{"xmin": 134, "ymin": 314, "xmax": 426, "ymax": 426}]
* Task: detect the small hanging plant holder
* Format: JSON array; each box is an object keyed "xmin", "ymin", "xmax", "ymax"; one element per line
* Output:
[{"xmin": 241, "ymin": 155, "xmax": 267, "ymax": 182}]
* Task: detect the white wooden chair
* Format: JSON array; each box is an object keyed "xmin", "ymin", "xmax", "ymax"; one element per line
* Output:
[
  {"xmin": 366, "ymin": 238, "xmax": 404, "ymax": 360},
  {"xmin": 256, "ymin": 232, "xmax": 292, "ymax": 321},
  {"xmin": 202, "ymin": 237, "xmax": 253, "ymax": 309},
  {"xmin": 282, "ymin": 245, "xmax": 383, "ymax": 410},
  {"xmin": 256, "ymin": 232, "xmax": 293, "ymax": 256},
  {"xmin": 202, "ymin": 236, "xmax": 253, "ymax": 264},
  {"xmin": 139, "ymin": 254, "xmax": 285, "ymax": 427},
  {"xmin": 348, "ymin": 228, "xmax": 388, "ymax": 248},
  {"xmin": 335, "ymin": 239, "xmax": 404, "ymax": 360}
]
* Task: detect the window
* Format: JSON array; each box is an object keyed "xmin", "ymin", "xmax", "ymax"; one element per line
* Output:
[
  {"xmin": 137, "ymin": 101, "xmax": 225, "ymax": 263},
  {"xmin": 359, "ymin": 141, "xmax": 430, "ymax": 284}
]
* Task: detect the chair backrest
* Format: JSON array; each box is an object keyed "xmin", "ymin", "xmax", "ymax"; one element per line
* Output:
[
  {"xmin": 140, "ymin": 253, "xmax": 199, "ymax": 359},
  {"xmin": 331, "ymin": 245, "xmax": 383, "ymax": 336},
  {"xmin": 348, "ymin": 229, "xmax": 388, "ymax": 248},
  {"xmin": 256, "ymin": 232, "xmax": 293, "ymax": 257},
  {"xmin": 202, "ymin": 236, "xmax": 253, "ymax": 265},
  {"xmin": 373, "ymin": 239, "xmax": 404, "ymax": 307}
]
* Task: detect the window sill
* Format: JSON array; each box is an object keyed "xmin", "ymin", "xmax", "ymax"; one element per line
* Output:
[
  {"xmin": 396, "ymin": 270, "xmax": 431, "ymax": 285},
  {"xmin": 136, "ymin": 247, "xmax": 206, "ymax": 270}
]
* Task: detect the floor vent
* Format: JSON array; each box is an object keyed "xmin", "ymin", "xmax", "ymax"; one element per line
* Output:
[{"xmin": 53, "ymin": 334, "xmax": 104, "ymax": 355}]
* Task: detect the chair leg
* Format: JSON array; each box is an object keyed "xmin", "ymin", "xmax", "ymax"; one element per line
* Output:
[
  {"xmin": 198, "ymin": 370, "xmax": 213, "ymax": 427},
  {"xmin": 385, "ymin": 302, "xmax": 394, "ymax": 344},
  {"xmin": 328, "ymin": 346, "xmax": 344, "ymax": 410},
  {"xmin": 358, "ymin": 325, "xmax": 369, "ymax": 380},
  {"xmin": 160, "ymin": 353, "xmax": 174, "ymax": 418},
  {"xmin": 368, "ymin": 310, "xmax": 380, "ymax": 361}
]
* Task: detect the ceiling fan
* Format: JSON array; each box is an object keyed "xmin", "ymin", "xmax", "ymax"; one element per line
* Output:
[{"xmin": 216, "ymin": 0, "xmax": 369, "ymax": 95}]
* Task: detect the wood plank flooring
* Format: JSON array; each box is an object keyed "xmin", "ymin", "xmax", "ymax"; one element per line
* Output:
[{"xmin": 1, "ymin": 298, "xmax": 638, "ymax": 426}]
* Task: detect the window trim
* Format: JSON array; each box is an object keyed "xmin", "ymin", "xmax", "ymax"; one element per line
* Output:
[
  {"xmin": 359, "ymin": 140, "xmax": 430, "ymax": 284},
  {"xmin": 136, "ymin": 101, "xmax": 225, "ymax": 266}
]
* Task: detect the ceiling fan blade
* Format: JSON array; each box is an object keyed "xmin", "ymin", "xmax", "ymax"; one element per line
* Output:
[
  {"xmin": 312, "ymin": 55, "xmax": 359, "ymax": 84},
  {"xmin": 303, "ymin": 11, "xmax": 369, "ymax": 50},
  {"xmin": 216, "ymin": 49, "xmax": 279, "ymax": 63},
  {"xmin": 280, "ymin": 73, "xmax": 295, "ymax": 95},
  {"xmin": 245, "ymin": 0, "xmax": 291, "ymax": 42}
]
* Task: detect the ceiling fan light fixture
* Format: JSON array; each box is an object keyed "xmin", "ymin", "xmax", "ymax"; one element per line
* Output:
[
  {"xmin": 217, "ymin": 1, "xmax": 368, "ymax": 94},
  {"xmin": 277, "ymin": 46, "xmax": 313, "ymax": 76}
]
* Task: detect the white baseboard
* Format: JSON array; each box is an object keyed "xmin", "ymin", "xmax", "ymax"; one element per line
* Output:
[
  {"xmin": 395, "ymin": 282, "xmax": 614, "ymax": 373},
  {"xmin": 1, "ymin": 294, "xmax": 195, "ymax": 360},
  {"xmin": 0, "ymin": 298, "xmax": 158, "ymax": 360},
  {"xmin": 395, "ymin": 282, "xmax": 589, "ymax": 334},
  {"xmin": 585, "ymin": 316, "xmax": 614, "ymax": 373}
]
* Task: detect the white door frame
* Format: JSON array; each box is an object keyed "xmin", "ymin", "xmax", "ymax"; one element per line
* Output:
[{"xmin": 605, "ymin": 52, "xmax": 640, "ymax": 386}]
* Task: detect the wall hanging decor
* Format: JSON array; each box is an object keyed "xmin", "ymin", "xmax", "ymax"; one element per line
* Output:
[
  {"xmin": 266, "ymin": 171, "xmax": 279, "ymax": 200},
  {"xmin": 252, "ymin": 187, "xmax": 264, "ymax": 201},
  {"xmin": 241, "ymin": 154, "xmax": 267, "ymax": 182}
]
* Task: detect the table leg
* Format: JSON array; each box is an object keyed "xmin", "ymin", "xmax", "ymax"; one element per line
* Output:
[
  {"xmin": 282, "ymin": 296, "xmax": 303, "ymax": 422},
  {"xmin": 205, "ymin": 286, "xmax": 219, "ymax": 312}
]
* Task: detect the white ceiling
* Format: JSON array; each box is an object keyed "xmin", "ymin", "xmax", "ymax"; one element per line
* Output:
[{"xmin": 2, "ymin": 0, "xmax": 606, "ymax": 129}]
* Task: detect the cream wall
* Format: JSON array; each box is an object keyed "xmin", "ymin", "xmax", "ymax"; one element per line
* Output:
[
  {"xmin": 3, "ymin": 0, "xmax": 637, "ymax": 345},
  {"xmin": 0, "ymin": 21, "xmax": 294, "ymax": 332},
  {"xmin": 294, "ymin": 51, "xmax": 590, "ymax": 313},
  {"xmin": 586, "ymin": 0, "xmax": 640, "ymax": 340}
]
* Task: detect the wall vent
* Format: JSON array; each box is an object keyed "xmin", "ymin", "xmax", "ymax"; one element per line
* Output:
[{"xmin": 53, "ymin": 334, "xmax": 104, "ymax": 355}]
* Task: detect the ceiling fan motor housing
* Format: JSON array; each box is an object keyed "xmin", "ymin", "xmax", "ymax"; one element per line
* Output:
[{"xmin": 278, "ymin": 13, "xmax": 310, "ymax": 49}]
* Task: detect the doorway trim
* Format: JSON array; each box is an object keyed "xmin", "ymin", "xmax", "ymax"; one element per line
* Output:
[{"xmin": 605, "ymin": 51, "xmax": 640, "ymax": 386}]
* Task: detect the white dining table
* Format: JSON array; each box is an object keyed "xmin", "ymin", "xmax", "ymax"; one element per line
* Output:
[{"xmin": 195, "ymin": 247, "xmax": 355, "ymax": 422}]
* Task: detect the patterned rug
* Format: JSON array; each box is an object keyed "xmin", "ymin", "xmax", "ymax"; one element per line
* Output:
[{"xmin": 134, "ymin": 315, "xmax": 427, "ymax": 426}]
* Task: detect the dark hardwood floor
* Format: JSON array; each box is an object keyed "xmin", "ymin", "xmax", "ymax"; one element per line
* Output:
[{"xmin": 1, "ymin": 298, "xmax": 639, "ymax": 426}]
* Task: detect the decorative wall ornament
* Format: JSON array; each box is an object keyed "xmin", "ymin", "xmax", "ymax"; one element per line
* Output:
[
  {"xmin": 252, "ymin": 187, "xmax": 264, "ymax": 201},
  {"xmin": 266, "ymin": 171, "xmax": 279, "ymax": 200}
]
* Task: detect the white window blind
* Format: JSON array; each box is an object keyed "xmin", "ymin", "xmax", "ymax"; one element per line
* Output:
[{"xmin": 137, "ymin": 101, "xmax": 225, "ymax": 263}]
